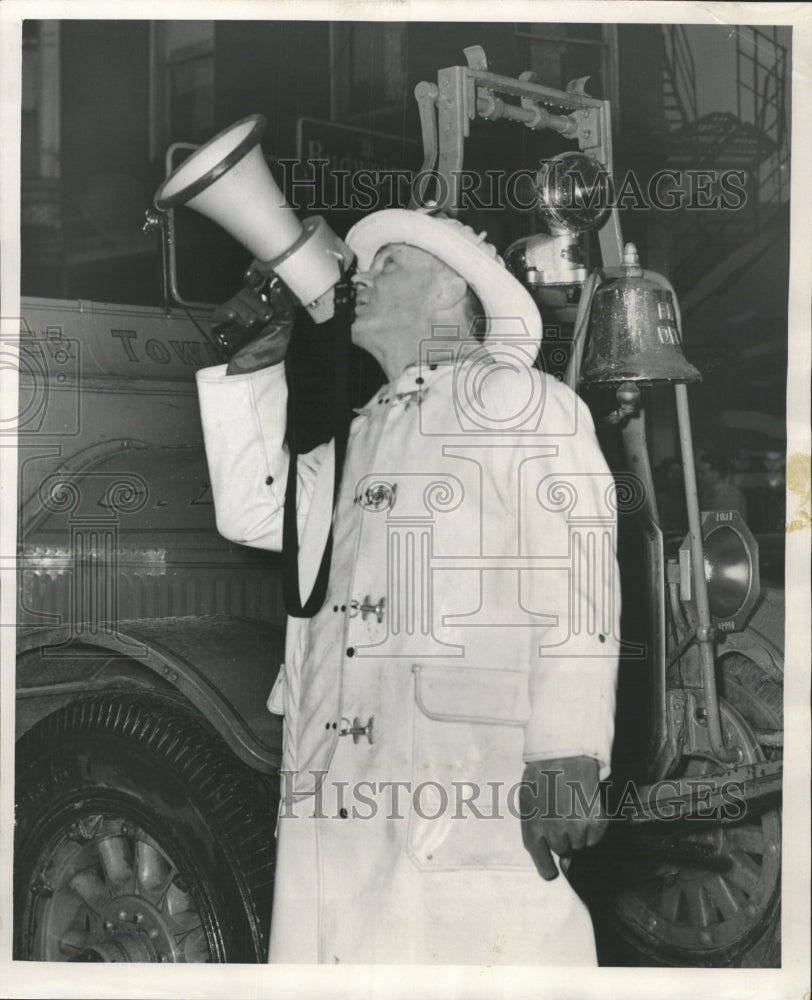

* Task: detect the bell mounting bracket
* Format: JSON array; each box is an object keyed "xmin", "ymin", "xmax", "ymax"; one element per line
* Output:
[{"xmin": 411, "ymin": 45, "xmax": 624, "ymax": 267}]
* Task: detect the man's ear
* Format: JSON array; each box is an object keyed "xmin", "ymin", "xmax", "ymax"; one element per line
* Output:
[{"xmin": 434, "ymin": 268, "xmax": 468, "ymax": 312}]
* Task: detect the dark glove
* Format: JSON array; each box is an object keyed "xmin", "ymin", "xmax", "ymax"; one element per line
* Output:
[
  {"xmin": 210, "ymin": 266, "xmax": 296, "ymax": 375},
  {"xmin": 519, "ymin": 755, "xmax": 608, "ymax": 881}
]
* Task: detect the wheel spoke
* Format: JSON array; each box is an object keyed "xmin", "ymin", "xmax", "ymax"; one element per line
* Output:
[
  {"xmin": 725, "ymin": 848, "xmax": 761, "ymax": 895},
  {"xmin": 58, "ymin": 928, "xmax": 89, "ymax": 954},
  {"xmin": 97, "ymin": 834, "xmax": 135, "ymax": 896},
  {"xmin": 177, "ymin": 926, "xmax": 210, "ymax": 963},
  {"xmin": 682, "ymin": 881, "xmax": 713, "ymax": 928},
  {"xmin": 725, "ymin": 824, "xmax": 765, "ymax": 855},
  {"xmin": 704, "ymin": 873, "xmax": 742, "ymax": 920},
  {"xmin": 135, "ymin": 838, "xmax": 173, "ymax": 899},
  {"xmin": 172, "ymin": 911, "xmax": 203, "ymax": 933},
  {"xmin": 164, "ymin": 882, "xmax": 195, "ymax": 917},
  {"xmin": 69, "ymin": 869, "xmax": 109, "ymax": 912},
  {"xmin": 659, "ymin": 883, "xmax": 683, "ymax": 923}
]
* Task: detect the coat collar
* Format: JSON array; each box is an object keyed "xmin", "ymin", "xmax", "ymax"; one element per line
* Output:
[
  {"xmin": 354, "ymin": 344, "xmax": 487, "ymax": 416},
  {"xmin": 354, "ymin": 360, "xmax": 449, "ymax": 416}
]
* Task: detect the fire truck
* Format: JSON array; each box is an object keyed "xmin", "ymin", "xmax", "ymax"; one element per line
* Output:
[{"xmin": 13, "ymin": 48, "xmax": 784, "ymax": 966}]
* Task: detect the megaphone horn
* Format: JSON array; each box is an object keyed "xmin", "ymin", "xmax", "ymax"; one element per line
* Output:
[{"xmin": 153, "ymin": 114, "xmax": 351, "ymax": 322}]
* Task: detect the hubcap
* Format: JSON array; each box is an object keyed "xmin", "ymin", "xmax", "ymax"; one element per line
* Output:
[{"xmin": 29, "ymin": 814, "xmax": 210, "ymax": 962}]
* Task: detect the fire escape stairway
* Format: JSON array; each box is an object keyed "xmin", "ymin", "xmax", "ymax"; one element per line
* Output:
[{"xmin": 660, "ymin": 25, "xmax": 790, "ymax": 300}]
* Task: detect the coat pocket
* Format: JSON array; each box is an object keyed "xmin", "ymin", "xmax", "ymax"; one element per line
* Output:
[
  {"xmin": 406, "ymin": 664, "xmax": 535, "ymax": 872},
  {"xmin": 412, "ymin": 663, "xmax": 531, "ymax": 726}
]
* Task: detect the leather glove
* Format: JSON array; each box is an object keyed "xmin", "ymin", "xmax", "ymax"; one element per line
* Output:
[
  {"xmin": 210, "ymin": 266, "xmax": 296, "ymax": 375},
  {"xmin": 519, "ymin": 755, "xmax": 609, "ymax": 881}
]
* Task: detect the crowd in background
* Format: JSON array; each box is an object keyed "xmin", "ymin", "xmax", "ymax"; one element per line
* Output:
[{"xmin": 654, "ymin": 448, "xmax": 786, "ymax": 535}]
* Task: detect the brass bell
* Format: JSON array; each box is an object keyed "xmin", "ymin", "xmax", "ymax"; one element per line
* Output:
[{"xmin": 580, "ymin": 243, "xmax": 701, "ymax": 386}]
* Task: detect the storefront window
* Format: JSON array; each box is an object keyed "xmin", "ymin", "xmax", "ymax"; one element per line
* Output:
[
  {"xmin": 150, "ymin": 21, "xmax": 214, "ymax": 157},
  {"xmin": 515, "ymin": 23, "xmax": 612, "ymax": 101},
  {"xmin": 329, "ymin": 23, "xmax": 407, "ymax": 122}
]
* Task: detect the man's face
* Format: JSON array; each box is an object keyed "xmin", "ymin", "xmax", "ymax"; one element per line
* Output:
[
  {"xmin": 696, "ymin": 459, "xmax": 719, "ymax": 487},
  {"xmin": 351, "ymin": 243, "xmax": 445, "ymax": 364}
]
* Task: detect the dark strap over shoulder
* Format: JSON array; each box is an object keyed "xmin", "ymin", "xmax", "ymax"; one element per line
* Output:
[{"xmin": 282, "ymin": 273, "xmax": 354, "ymax": 618}]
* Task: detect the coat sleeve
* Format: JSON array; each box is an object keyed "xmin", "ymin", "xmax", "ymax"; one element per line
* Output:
[
  {"xmin": 479, "ymin": 369, "xmax": 620, "ymax": 780},
  {"xmin": 519, "ymin": 379, "xmax": 620, "ymax": 780},
  {"xmin": 195, "ymin": 362, "xmax": 328, "ymax": 551}
]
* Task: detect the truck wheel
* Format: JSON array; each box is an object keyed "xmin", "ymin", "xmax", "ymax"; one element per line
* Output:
[
  {"xmin": 14, "ymin": 694, "xmax": 277, "ymax": 963},
  {"xmin": 612, "ymin": 654, "xmax": 782, "ymax": 967}
]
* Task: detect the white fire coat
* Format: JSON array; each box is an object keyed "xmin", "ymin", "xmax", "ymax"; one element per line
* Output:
[{"xmin": 196, "ymin": 343, "xmax": 620, "ymax": 965}]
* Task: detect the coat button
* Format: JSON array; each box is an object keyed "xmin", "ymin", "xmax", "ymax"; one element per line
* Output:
[
  {"xmin": 339, "ymin": 808, "xmax": 349, "ymax": 819},
  {"xmin": 346, "ymin": 647, "xmax": 355, "ymax": 657}
]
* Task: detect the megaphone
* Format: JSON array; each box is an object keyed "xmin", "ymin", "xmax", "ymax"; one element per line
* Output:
[{"xmin": 153, "ymin": 114, "xmax": 352, "ymax": 322}]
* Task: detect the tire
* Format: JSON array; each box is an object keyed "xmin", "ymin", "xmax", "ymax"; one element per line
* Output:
[
  {"xmin": 717, "ymin": 653, "xmax": 782, "ymax": 968},
  {"xmin": 611, "ymin": 653, "xmax": 782, "ymax": 967},
  {"xmin": 14, "ymin": 694, "xmax": 278, "ymax": 963}
]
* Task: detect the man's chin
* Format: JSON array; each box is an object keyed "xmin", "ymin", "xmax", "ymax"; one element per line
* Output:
[{"xmin": 350, "ymin": 317, "xmax": 374, "ymax": 346}]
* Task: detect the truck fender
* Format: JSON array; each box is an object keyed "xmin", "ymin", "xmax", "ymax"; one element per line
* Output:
[{"xmin": 16, "ymin": 614, "xmax": 283, "ymax": 773}]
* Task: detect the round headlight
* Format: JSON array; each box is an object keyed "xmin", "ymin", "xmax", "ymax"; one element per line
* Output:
[
  {"xmin": 535, "ymin": 152, "xmax": 611, "ymax": 233},
  {"xmin": 678, "ymin": 509, "xmax": 760, "ymax": 633}
]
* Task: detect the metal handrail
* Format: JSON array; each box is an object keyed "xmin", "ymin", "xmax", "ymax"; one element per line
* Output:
[
  {"xmin": 736, "ymin": 26, "xmax": 788, "ymax": 137},
  {"xmin": 663, "ymin": 24, "xmax": 698, "ymax": 127},
  {"xmin": 661, "ymin": 24, "xmax": 789, "ymax": 289},
  {"xmin": 735, "ymin": 26, "xmax": 789, "ymax": 208}
]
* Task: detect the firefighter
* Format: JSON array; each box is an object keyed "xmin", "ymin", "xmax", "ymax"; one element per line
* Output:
[{"xmin": 196, "ymin": 208, "xmax": 620, "ymax": 964}]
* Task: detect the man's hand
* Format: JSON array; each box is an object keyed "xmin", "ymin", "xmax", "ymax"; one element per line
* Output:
[
  {"xmin": 519, "ymin": 755, "xmax": 608, "ymax": 881},
  {"xmin": 211, "ymin": 272, "xmax": 296, "ymax": 375}
]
